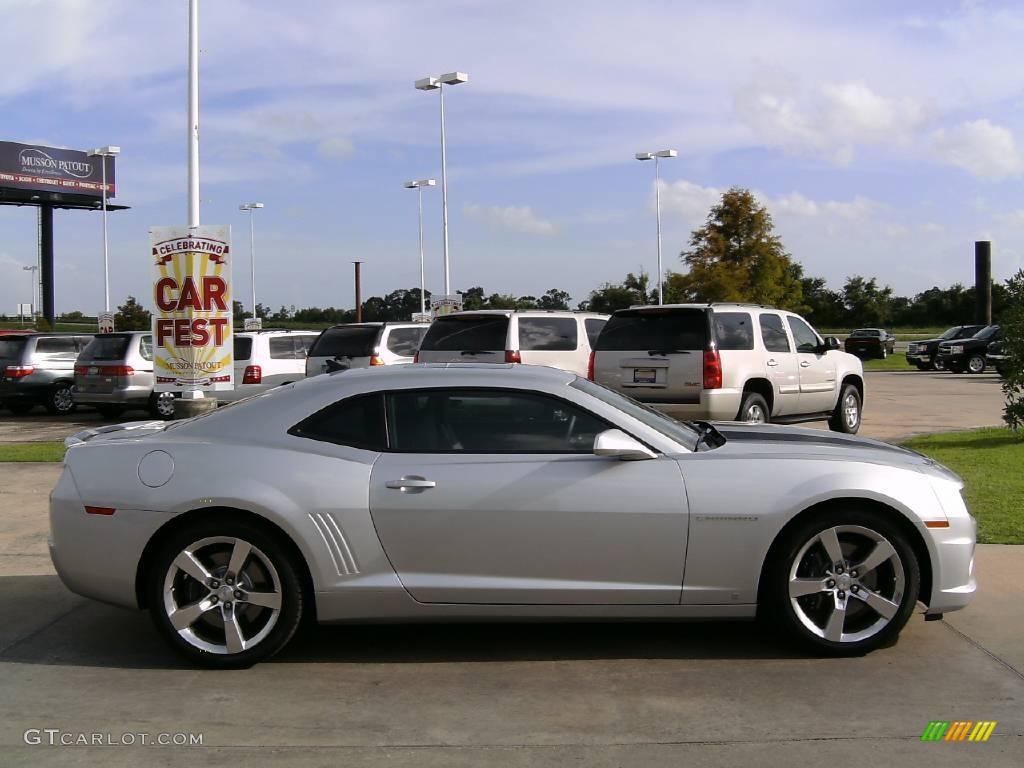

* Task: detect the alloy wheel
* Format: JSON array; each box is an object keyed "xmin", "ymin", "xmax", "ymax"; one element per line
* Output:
[
  {"xmin": 155, "ymin": 392, "xmax": 176, "ymax": 418},
  {"xmin": 788, "ymin": 525, "xmax": 905, "ymax": 644},
  {"xmin": 967, "ymin": 355, "xmax": 985, "ymax": 374},
  {"xmin": 745, "ymin": 404, "xmax": 767, "ymax": 423},
  {"xmin": 843, "ymin": 392, "xmax": 860, "ymax": 431},
  {"xmin": 162, "ymin": 536, "xmax": 283, "ymax": 655},
  {"xmin": 52, "ymin": 385, "xmax": 74, "ymax": 414}
]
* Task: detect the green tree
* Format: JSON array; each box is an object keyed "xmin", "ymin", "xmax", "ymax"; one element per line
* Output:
[
  {"xmin": 585, "ymin": 271, "xmax": 656, "ymax": 313},
  {"xmin": 537, "ymin": 288, "xmax": 571, "ymax": 310},
  {"xmin": 114, "ymin": 296, "xmax": 151, "ymax": 331},
  {"xmin": 842, "ymin": 275, "xmax": 895, "ymax": 326},
  {"xmin": 1001, "ymin": 269, "xmax": 1024, "ymax": 432},
  {"xmin": 674, "ymin": 187, "xmax": 804, "ymax": 309}
]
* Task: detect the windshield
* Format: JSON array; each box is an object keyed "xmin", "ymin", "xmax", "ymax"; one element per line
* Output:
[
  {"xmin": 940, "ymin": 327, "xmax": 962, "ymax": 340},
  {"xmin": 973, "ymin": 325, "xmax": 999, "ymax": 340},
  {"xmin": 570, "ymin": 377, "xmax": 700, "ymax": 450}
]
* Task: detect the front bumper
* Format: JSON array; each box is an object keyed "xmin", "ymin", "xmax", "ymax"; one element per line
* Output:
[{"xmin": 923, "ymin": 503, "xmax": 977, "ymax": 615}]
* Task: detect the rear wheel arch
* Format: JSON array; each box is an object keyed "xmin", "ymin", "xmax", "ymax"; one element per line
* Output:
[
  {"xmin": 742, "ymin": 378, "xmax": 774, "ymax": 414},
  {"xmin": 135, "ymin": 506, "xmax": 317, "ymax": 622}
]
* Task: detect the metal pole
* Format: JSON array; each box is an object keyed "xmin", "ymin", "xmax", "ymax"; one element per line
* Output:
[
  {"xmin": 439, "ymin": 83, "xmax": 451, "ymax": 295},
  {"xmin": 417, "ymin": 186, "xmax": 426, "ymax": 315},
  {"xmin": 354, "ymin": 261, "xmax": 363, "ymax": 323},
  {"xmin": 40, "ymin": 205, "xmax": 55, "ymax": 328},
  {"xmin": 187, "ymin": 0, "xmax": 200, "ymax": 228},
  {"xmin": 654, "ymin": 156, "xmax": 663, "ymax": 306},
  {"xmin": 249, "ymin": 210, "xmax": 257, "ymax": 317},
  {"xmin": 101, "ymin": 157, "xmax": 110, "ymax": 312}
]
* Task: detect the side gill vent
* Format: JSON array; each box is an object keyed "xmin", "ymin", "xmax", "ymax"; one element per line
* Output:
[{"xmin": 308, "ymin": 512, "xmax": 360, "ymax": 576}]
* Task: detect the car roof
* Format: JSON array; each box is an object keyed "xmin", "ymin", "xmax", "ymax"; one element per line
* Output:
[
  {"xmin": 621, "ymin": 303, "xmax": 777, "ymax": 312},
  {"xmin": 441, "ymin": 310, "xmax": 605, "ymax": 318},
  {"xmin": 309, "ymin": 361, "xmax": 576, "ymax": 391},
  {"xmin": 235, "ymin": 329, "xmax": 319, "ymax": 337}
]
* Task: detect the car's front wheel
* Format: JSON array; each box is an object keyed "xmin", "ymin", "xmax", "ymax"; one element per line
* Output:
[
  {"xmin": 828, "ymin": 383, "xmax": 861, "ymax": 433},
  {"xmin": 966, "ymin": 354, "xmax": 986, "ymax": 374},
  {"xmin": 148, "ymin": 518, "xmax": 305, "ymax": 668},
  {"xmin": 765, "ymin": 507, "xmax": 920, "ymax": 655}
]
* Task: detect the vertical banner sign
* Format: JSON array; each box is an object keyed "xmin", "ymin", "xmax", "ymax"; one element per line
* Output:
[{"xmin": 150, "ymin": 225, "xmax": 233, "ymax": 392}]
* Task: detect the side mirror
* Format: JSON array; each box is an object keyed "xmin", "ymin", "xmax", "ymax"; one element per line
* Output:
[
  {"xmin": 821, "ymin": 336, "xmax": 841, "ymax": 352},
  {"xmin": 593, "ymin": 429, "xmax": 656, "ymax": 461}
]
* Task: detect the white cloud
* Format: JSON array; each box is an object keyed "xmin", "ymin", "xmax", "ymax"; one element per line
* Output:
[
  {"xmin": 932, "ymin": 119, "xmax": 1024, "ymax": 180},
  {"xmin": 658, "ymin": 180, "xmax": 722, "ymax": 221},
  {"xmin": 463, "ymin": 203, "xmax": 558, "ymax": 235}
]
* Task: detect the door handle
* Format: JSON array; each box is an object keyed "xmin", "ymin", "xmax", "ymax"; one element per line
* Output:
[
  {"xmin": 766, "ymin": 359, "xmax": 778, "ymax": 367},
  {"xmin": 385, "ymin": 476, "xmax": 436, "ymax": 490},
  {"xmin": 800, "ymin": 361, "xmax": 811, "ymax": 368}
]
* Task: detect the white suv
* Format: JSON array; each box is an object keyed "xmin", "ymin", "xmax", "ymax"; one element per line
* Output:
[
  {"xmin": 305, "ymin": 322, "xmax": 429, "ymax": 377},
  {"xmin": 415, "ymin": 310, "xmax": 608, "ymax": 377},
  {"xmin": 220, "ymin": 330, "xmax": 320, "ymax": 403},
  {"xmin": 591, "ymin": 303, "xmax": 865, "ymax": 433}
]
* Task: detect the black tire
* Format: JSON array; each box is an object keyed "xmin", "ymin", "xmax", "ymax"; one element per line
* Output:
[
  {"xmin": 4, "ymin": 401, "xmax": 34, "ymax": 416},
  {"xmin": 828, "ymin": 382, "xmax": 861, "ymax": 434},
  {"xmin": 44, "ymin": 382, "xmax": 76, "ymax": 415},
  {"xmin": 763, "ymin": 505, "xmax": 920, "ymax": 656},
  {"xmin": 737, "ymin": 391, "xmax": 770, "ymax": 424},
  {"xmin": 95, "ymin": 405, "xmax": 125, "ymax": 420},
  {"xmin": 932, "ymin": 359, "xmax": 945, "ymax": 371},
  {"xmin": 880, "ymin": 346, "xmax": 887, "ymax": 359},
  {"xmin": 949, "ymin": 363, "xmax": 966, "ymax": 374},
  {"xmin": 147, "ymin": 517, "xmax": 306, "ymax": 669},
  {"xmin": 149, "ymin": 391, "xmax": 176, "ymax": 420},
  {"xmin": 914, "ymin": 363, "xmax": 930, "ymax": 371},
  {"xmin": 966, "ymin": 354, "xmax": 986, "ymax": 374}
]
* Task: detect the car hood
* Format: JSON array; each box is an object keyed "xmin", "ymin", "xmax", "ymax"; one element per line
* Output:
[{"xmin": 711, "ymin": 422, "xmax": 960, "ymax": 481}]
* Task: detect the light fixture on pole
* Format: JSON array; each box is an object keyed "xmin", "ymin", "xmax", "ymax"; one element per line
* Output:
[
  {"xmin": 238, "ymin": 202, "xmax": 264, "ymax": 319},
  {"xmin": 635, "ymin": 149, "xmax": 677, "ymax": 305},
  {"xmin": 23, "ymin": 265, "xmax": 38, "ymax": 322},
  {"xmin": 415, "ymin": 71, "xmax": 468, "ymax": 296},
  {"xmin": 404, "ymin": 179, "xmax": 437, "ymax": 315},
  {"xmin": 87, "ymin": 145, "xmax": 120, "ymax": 312}
]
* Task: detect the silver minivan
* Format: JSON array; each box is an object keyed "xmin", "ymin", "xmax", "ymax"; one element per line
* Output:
[
  {"xmin": 73, "ymin": 332, "xmax": 177, "ymax": 419},
  {"xmin": 305, "ymin": 322, "xmax": 429, "ymax": 377}
]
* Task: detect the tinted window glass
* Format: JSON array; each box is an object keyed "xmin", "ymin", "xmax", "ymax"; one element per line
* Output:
[
  {"xmin": 387, "ymin": 389, "xmax": 610, "ymax": 453},
  {"xmin": 309, "ymin": 326, "xmax": 381, "ymax": 358},
  {"xmin": 269, "ymin": 337, "xmax": 295, "ymax": 359},
  {"xmin": 518, "ymin": 317, "xmax": 577, "ymax": 351},
  {"xmin": 974, "ymin": 325, "xmax": 999, "ymax": 340},
  {"xmin": 850, "ymin": 329, "xmax": 881, "ymax": 338},
  {"xmin": 35, "ymin": 337, "xmax": 77, "ymax": 354},
  {"xmin": 570, "ymin": 378, "xmax": 698, "ymax": 447},
  {"xmin": 79, "ymin": 334, "xmax": 130, "ymax": 361},
  {"xmin": 0, "ymin": 338, "xmax": 27, "ymax": 360},
  {"xmin": 759, "ymin": 314, "xmax": 791, "ymax": 353},
  {"xmin": 289, "ymin": 392, "xmax": 386, "ymax": 450},
  {"xmin": 234, "ymin": 337, "xmax": 253, "ymax": 361},
  {"xmin": 386, "ymin": 326, "xmax": 428, "ymax": 356},
  {"xmin": 713, "ymin": 312, "xmax": 754, "ymax": 351},
  {"xmin": 584, "ymin": 318, "xmax": 606, "ymax": 348},
  {"xmin": 787, "ymin": 316, "xmax": 821, "ymax": 353},
  {"xmin": 139, "ymin": 335, "xmax": 154, "ymax": 361},
  {"xmin": 595, "ymin": 309, "xmax": 706, "ymax": 352},
  {"xmin": 418, "ymin": 316, "xmax": 509, "ymax": 351},
  {"xmin": 295, "ymin": 336, "xmax": 315, "ymax": 356}
]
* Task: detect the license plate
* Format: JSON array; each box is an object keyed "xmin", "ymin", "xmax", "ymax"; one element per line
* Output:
[
  {"xmin": 89, "ymin": 366, "xmax": 99, "ymax": 375},
  {"xmin": 633, "ymin": 368, "xmax": 657, "ymax": 384}
]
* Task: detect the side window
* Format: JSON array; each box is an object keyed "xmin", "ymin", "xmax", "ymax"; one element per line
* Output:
[
  {"xmin": 35, "ymin": 337, "xmax": 77, "ymax": 355},
  {"xmin": 386, "ymin": 327, "xmax": 427, "ymax": 357},
  {"xmin": 787, "ymin": 316, "xmax": 822, "ymax": 354},
  {"xmin": 713, "ymin": 312, "xmax": 754, "ymax": 350},
  {"xmin": 759, "ymin": 314, "xmax": 791, "ymax": 353},
  {"xmin": 76, "ymin": 336, "xmax": 93, "ymax": 352},
  {"xmin": 584, "ymin": 318, "xmax": 606, "ymax": 348},
  {"xmin": 139, "ymin": 335, "xmax": 154, "ymax": 361},
  {"xmin": 269, "ymin": 337, "xmax": 296, "ymax": 359},
  {"xmin": 386, "ymin": 389, "xmax": 610, "ymax": 453},
  {"xmin": 518, "ymin": 317, "xmax": 577, "ymax": 351},
  {"xmin": 288, "ymin": 393, "xmax": 386, "ymax": 451},
  {"xmin": 295, "ymin": 337, "xmax": 315, "ymax": 357}
]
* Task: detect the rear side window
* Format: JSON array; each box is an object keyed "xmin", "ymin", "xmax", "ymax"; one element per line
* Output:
[
  {"xmin": 584, "ymin": 318, "xmax": 606, "ymax": 348},
  {"xmin": 288, "ymin": 392, "xmax": 387, "ymax": 451},
  {"xmin": 595, "ymin": 309, "xmax": 707, "ymax": 352},
  {"xmin": 386, "ymin": 326, "xmax": 428, "ymax": 356},
  {"xmin": 234, "ymin": 337, "xmax": 253, "ymax": 361},
  {"xmin": 759, "ymin": 314, "xmax": 791, "ymax": 353},
  {"xmin": 309, "ymin": 326, "xmax": 381, "ymax": 358},
  {"xmin": 518, "ymin": 317, "xmax": 577, "ymax": 351},
  {"xmin": 712, "ymin": 312, "xmax": 754, "ymax": 351},
  {"xmin": 139, "ymin": 335, "xmax": 154, "ymax": 361},
  {"xmin": 419, "ymin": 316, "xmax": 509, "ymax": 352},
  {"xmin": 79, "ymin": 335, "xmax": 131, "ymax": 361},
  {"xmin": 35, "ymin": 337, "xmax": 77, "ymax": 354},
  {"xmin": 296, "ymin": 336, "xmax": 315, "ymax": 356},
  {"xmin": 269, "ymin": 337, "xmax": 297, "ymax": 359},
  {"xmin": 0, "ymin": 338, "xmax": 27, "ymax": 360}
]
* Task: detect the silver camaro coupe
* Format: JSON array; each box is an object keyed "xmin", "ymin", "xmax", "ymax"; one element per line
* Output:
[{"xmin": 50, "ymin": 364, "xmax": 976, "ymax": 667}]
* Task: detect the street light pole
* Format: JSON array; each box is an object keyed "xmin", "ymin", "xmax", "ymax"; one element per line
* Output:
[
  {"xmin": 239, "ymin": 202, "xmax": 264, "ymax": 319},
  {"xmin": 88, "ymin": 146, "xmax": 120, "ymax": 313},
  {"xmin": 22, "ymin": 265, "xmax": 37, "ymax": 324},
  {"xmin": 416, "ymin": 72, "xmax": 468, "ymax": 296},
  {"xmin": 404, "ymin": 179, "xmax": 437, "ymax": 315},
  {"xmin": 635, "ymin": 149, "xmax": 677, "ymax": 305}
]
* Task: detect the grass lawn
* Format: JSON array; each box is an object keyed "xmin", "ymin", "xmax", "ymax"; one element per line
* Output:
[
  {"xmin": 863, "ymin": 355, "xmax": 921, "ymax": 372},
  {"xmin": 902, "ymin": 428, "xmax": 1024, "ymax": 544},
  {"xmin": 0, "ymin": 441, "xmax": 66, "ymax": 462}
]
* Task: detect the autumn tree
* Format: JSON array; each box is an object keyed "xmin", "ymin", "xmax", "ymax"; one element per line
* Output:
[{"xmin": 672, "ymin": 188, "xmax": 804, "ymax": 309}]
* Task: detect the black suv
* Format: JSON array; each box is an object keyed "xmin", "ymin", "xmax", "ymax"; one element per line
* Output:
[
  {"xmin": 935, "ymin": 325, "xmax": 1001, "ymax": 374},
  {"xmin": 906, "ymin": 325, "xmax": 985, "ymax": 371},
  {"xmin": 0, "ymin": 333, "xmax": 94, "ymax": 415}
]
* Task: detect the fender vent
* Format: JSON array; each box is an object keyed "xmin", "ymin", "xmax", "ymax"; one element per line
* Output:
[{"xmin": 308, "ymin": 512, "xmax": 360, "ymax": 576}]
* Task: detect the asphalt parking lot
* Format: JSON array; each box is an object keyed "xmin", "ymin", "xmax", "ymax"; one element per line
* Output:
[{"xmin": 0, "ymin": 370, "xmax": 1020, "ymax": 766}]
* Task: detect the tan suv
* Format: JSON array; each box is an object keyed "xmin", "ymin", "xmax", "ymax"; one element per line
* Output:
[{"xmin": 590, "ymin": 303, "xmax": 865, "ymax": 433}]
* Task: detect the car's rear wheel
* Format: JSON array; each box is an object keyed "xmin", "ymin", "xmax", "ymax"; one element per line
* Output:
[
  {"xmin": 765, "ymin": 507, "xmax": 920, "ymax": 655},
  {"xmin": 880, "ymin": 346, "xmax": 887, "ymax": 359},
  {"xmin": 966, "ymin": 354, "xmax": 986, "ymax": 374},
  {"xmin": 95, "ymin": 405, "xmax": 124, "ymax": 420},
  {"xmin": 44, "ymin": 383, "xmax": 76, "ymax": 415},
  {"xmin": 737, "ymin": 391, "xmax": 769, "ymax": 424},
  {"xmin": 149, "ymin": 392, "xmax": 176, "ymax": 419},
  {"xmin": 828, "ymin": 383, "xmax": 860, "ymax": 434},
  {"xmin": 148, "ymin": 519, "xmax": 305, "ymax": 668}
]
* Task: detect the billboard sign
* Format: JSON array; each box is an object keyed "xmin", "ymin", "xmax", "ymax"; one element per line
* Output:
[
  {"xmin": 151, "ymin": 225, "xmax": 233, "ymax": 392},
  {"xmin": 430, "ymin": 294, "xmax": 463, "ymax": 318},
  {"xmin": 97, "ymin": 312, "xmax": 115, "ymax": 334},
  {"xmin": 0, "ymin": 141, "xmax": 115, "ymax": 198}
]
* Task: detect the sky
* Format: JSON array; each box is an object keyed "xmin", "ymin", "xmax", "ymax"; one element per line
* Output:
[{"xmin": 3, "ymin": 0, "xmax": 1024, "ymax": 315}]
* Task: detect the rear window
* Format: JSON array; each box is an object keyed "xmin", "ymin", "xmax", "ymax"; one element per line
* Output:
[
  {"xmin": 419, "ymin": 315, "xmax": 509, "ymax": 352},
  {"xmin": 518, "ymin": 317, "xmax": 577, "ymax": 351},
  {"xmin": 712, "ymin": 312, "xmax": 754, "ymax": 351},
  {"xmin": 0, "ymin": 337, "xmax": 27, "ymax": 359},
  {"xmin": 386, "ymin": 326, "xmax": 428, "ymax": 357},
  {"xmin": 80, "ymin": 334, "xmax": 131, "ymax": 361},
  {"xmin": 35, "ymin": 336, "xmax": 78, "ymax": 354},
  {"xmin": 594, "ymin": 309, "xmax": 707, "ymax": 352},
  {"xmin": 850, "ymin": 329, "xmax": 880, "ymax": 337},
  {"xmin": 309, "ymin": 326, "xmax": 381, "ymax": 358},
  {"xmin": 584, "ymin": 318, "xmax": 606, "ymax": 348},
  {"xmin": 234, "ymin": 337, "xmax": 253, "ymax": 361}
]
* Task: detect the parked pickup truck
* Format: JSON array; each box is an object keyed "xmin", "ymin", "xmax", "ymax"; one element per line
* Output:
[
  {"xmin": 906, "ymin": 325, "xmax": 985, "ymax": 371},
  {"xmin": 936, "ymin": 325, "xmax": 1001, "ymax": 374},
  {"xmin": 843, "ymin": 328, "xmax": 896, "ymax": 359}
]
